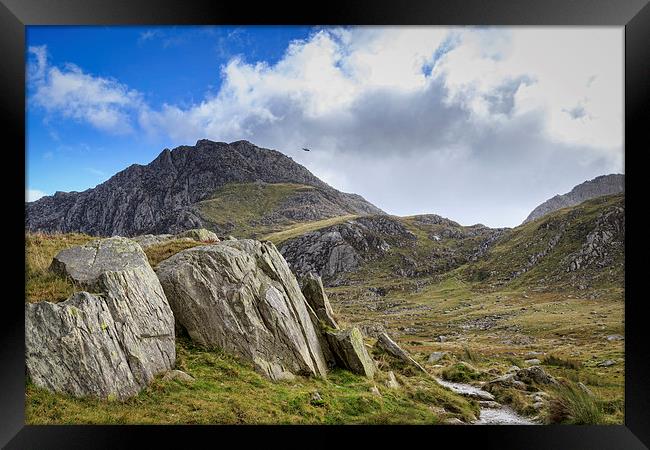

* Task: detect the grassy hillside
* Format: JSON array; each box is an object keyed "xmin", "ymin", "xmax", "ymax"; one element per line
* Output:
[
  {"xmin": 461, "ymin": 193, "xmax": 624, "ymax": 291},
  {"xmin": 264, "ymin": 214, "xmax": 358, "ymax": 245},
  {"xmin": 196, "ymin": 182, "xmax": 314, "ymax": 238}
]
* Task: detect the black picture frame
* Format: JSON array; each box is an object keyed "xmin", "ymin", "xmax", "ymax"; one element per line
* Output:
[{"xmin": 2, "ymin": 0, "xmax": 648, "ymax": 448}]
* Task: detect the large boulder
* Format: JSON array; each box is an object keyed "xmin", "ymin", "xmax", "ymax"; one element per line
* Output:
[
  {"xmin": 26, "ymin": 237, "xmax": 176, "ymax": 399},
  {"xmin": 301, "ymin": 273, "xmax": 338, "ymax": 329},
  {"xmin": 325, "ymin": 327, "xmax": 375, "ymax": 378},
  {"xmin": 376, "ymin": 332, "xmax": 427, "ymax": 374},
  {"xmin": 155, "ymin": 239, "xmax": 329, "ymax": 381}
]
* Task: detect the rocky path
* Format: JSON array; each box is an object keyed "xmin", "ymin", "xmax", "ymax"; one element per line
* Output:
[{"xmin": 435, "ymin": 378, "xmax": 538, "ymax": 425}]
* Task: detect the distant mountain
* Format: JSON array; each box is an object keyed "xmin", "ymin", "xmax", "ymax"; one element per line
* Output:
[
  {"xmin": 25, "ymin": 139, "xmax": 383, "ymax": 236},
  {"xmin": 523, "ymin": 174, "xmax": 624, "ymax": 224}
]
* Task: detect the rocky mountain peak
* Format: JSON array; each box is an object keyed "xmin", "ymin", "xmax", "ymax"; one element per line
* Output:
[
  {"xmin": 523, "ymin": 174, "xmax": 624, "ymax": 224},
  {"xmin": 25, "ymin": 140, "xmax": 383, "ymax": 237}
]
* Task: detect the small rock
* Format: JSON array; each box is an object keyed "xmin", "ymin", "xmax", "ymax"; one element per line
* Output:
[
  {"xmin": 466, "ymin": 390, "xmax": 495, "ymax": 401},
  {"xmin": 428, "ymin": 352, "xmax": 447, "ymax": 364},
  {"xmin": 606, "ymin": 334, "xmax": 624, "ymax": 341},
  {"xmin": 507, "ymin": 366, "xmax": 521, "ymax": 373},
  {"xmin": 524, "ymin": 359, "xmax": 541, "ymax": 366},
  {"xmin": 310, "ymin": 391, "xmax": 325, "ymax": 406},
  {"xmin": 479, "ymin": 400, "xmax": 501, "ymax": 409},
  {"xmin": 162, "ymin": 370, "xmax": 195, "ymax": 384},
  {"xmin": 437, "ymin": 335, "xmax": 447, "ymax": 343},
  {"xmin": 176, "ymin": 228, "xmax": 219, "ymax": 242},
  {"xmin": 376, "ymin": 333, "xmax": 427, "ymax": 374},
  {"xmin": 597, "ymin": 359, "xmax": 616, "ymax": 367},
  {"xmin": 429, "ymin": 406, "xmax": 446, "ymax": 415},
  {"xmin": 370, "ymin": 385, "xmax": 382, "ymax": 397},
  {"xmin": 385, "ymin": 371, "xmax": 400, "ymax": 389},
  {"xmin": 517, "ymin": 366, "xmax": 557, "ymax": 385},
  {"xmin": 513, "ymin": 381, "xmax": 528, "ymax": 390},
  {"xmin": 577, "ymin": 382, "xmax": 595, "ymax": 397},
  {"xmin": 444, "ymin": 418, "xmax": 465, "ymax": 425},
  {"xmin": 532, "ymin": 401, "xmax": 545, "ymax": 410}
]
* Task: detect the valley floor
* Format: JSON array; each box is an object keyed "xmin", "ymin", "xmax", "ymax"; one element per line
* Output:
[{"xmin": 329, "ymin": 277, "xmax": 625, "ymax": 424}]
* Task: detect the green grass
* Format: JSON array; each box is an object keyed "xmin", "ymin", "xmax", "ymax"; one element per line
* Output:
[
  {"xmin": 196, "ymin": 182, "xmax": 316, "ymax": 238},
  {"xmin": 26, "ymin": 338, "xmax": 478, "ymax": 425},
  {"xmin": 264, "ymin": 214, "xmax": 358, "ymax": 245}
]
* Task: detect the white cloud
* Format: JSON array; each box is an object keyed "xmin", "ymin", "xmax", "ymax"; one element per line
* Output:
[
  {"xmin": 26, "ymin": 189, "xmax": 47, "ymax": 202},
  {"xmin": 28, "ymin": 46, "xmax": 143, "ymax": 134}
]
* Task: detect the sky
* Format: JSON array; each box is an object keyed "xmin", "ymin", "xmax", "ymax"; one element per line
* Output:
[{"xmin": 26, "ymin": 26, "xmax": 624, "ymax": 227}]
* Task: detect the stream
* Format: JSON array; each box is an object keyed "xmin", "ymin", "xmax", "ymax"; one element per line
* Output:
[{"xmin": 435, "ymin": 377, "xmax": 539, "ymax": 425}]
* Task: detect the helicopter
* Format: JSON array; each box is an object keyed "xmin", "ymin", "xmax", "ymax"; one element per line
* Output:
[{"xmin": 302, "ymin": 147, "xmax": 311, "ymax": 152}]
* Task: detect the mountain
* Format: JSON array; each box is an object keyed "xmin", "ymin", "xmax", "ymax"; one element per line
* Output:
[
  {"xmin": 25, "ymin": 139, "xmax": 383, "ymax": 237},
  {"xmin": 466, "ymin": 193, "xmax": 624, "ymax": 291},
  {"xmin": 523, "ymin": 174, "xmax": 624, "ymax": 224}
]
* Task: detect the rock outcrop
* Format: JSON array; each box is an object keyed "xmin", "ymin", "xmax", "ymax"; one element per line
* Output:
[
  {"xmin": 25, "ymin": 139, "xmax": 382, "ymax": 236},
  {"xmin": 25, "ymin": 237, "xmax": 176, "ymax": 399},
  {"xmin": 279, "ymin": 216, "xmax": 416, "ymax": 285},
  {"xmin": 523, "ymin": 174, "xmax": 624, "ymax": 224},
  {"xmin": 566, "ymin": 204, "xmax": 624, "ymax": 272},
  {"xmin": 375, "ymin": 332, "xmax": 427, "ymax": 374},
  {"xmin": 301, "ymin": 273, "xmax": 338, "ymax": 329},
  {"xmin": 155, "ymin": 239, "xmax": 330, "ymax": 380}
]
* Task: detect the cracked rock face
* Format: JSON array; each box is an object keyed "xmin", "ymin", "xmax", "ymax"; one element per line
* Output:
[
  {"xmin": 25, "ymin": 237, "xmax": 176, "ymax": 400},
  {"xmin": 280, "ymin": 216, "xmax": 415, "ymax": 285},
  {"xmin": 155, "ymin": 239, "xmax": 329, "ymax": 381}
]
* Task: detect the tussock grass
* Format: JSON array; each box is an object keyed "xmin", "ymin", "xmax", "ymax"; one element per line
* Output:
[
  {"xmin": 543, "ymin": 355, "xmax": 582, "ymax": 370},
  {"xmin": 545, "ymin": 382, "xmax": 604, "ymax": 424},
  {"xmin": 441, "ymin": 362, "xmax": 481, "ymax": 383},
  {"xmin": 25, "ymin": 232, "xmax": 95, "ymax": 303}
]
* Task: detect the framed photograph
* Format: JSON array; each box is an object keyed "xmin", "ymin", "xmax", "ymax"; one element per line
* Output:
[{"xmin": 3, "ymin": 0, "xmax": 648, "ymax": 448}]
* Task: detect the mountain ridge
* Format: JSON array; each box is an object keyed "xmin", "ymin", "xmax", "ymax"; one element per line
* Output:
[
  {"xmin": 25, "ymin": 139, "xmax": 384, "ymax": 237},
  {"xmin": 523, "ymin": 173, "xmax": 624, "ymax": 224}
]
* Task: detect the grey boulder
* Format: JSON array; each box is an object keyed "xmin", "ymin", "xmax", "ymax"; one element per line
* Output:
[
  {"xmin": 26, "ymin": 237, "xmax": 176, "ymax": 400},
  {"xmin": 325, "ymin": 327, "xmax": 376, "ymax": 378},
  {"xmin": 155, "ymin": 239, "xmax": 329, "ymax": 381}
]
